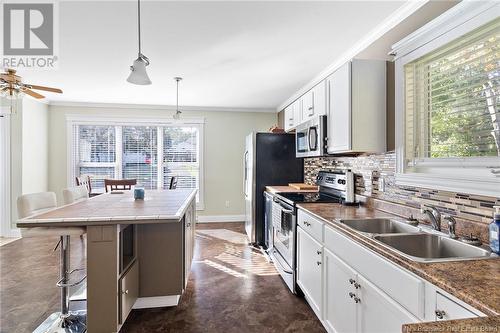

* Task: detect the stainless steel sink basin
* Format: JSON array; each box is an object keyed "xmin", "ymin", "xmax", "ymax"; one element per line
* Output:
[
  {"xmin": 340, "ymin": 218, "xmax": 420, "ymax": 235},
  {"xmin": 373, "ymin": 233, "xmax": 494, "ymax": 263}
]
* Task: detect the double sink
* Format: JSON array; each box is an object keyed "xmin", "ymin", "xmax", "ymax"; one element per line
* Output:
[{"xmin": 339, "ymin": 218, "xmax": 495, "ymax": 263}]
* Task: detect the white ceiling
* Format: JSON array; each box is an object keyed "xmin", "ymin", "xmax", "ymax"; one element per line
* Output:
[{"xmin": 15, "ymin": 1, "xmax": 410, "ymax": 109}]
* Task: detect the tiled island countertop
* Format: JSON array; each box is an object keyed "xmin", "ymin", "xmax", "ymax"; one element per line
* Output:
[{"xmin": 296, "ymin": 203, "xmax": 500, "ymax": 332}]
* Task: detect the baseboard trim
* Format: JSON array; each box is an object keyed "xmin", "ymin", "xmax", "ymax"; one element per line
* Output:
[
  {"xmin": 2, "ymin": 228, "xmax": 21, "ymax": 238},
  {"xmin": 197, "ymin": 215, "xmax": 245, "ymax": 223},
  {"xmin": 133, "ymin": 295, "xmax": 180, "ymax": 309}
]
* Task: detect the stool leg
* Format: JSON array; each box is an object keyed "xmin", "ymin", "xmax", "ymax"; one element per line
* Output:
[
  {"xmin": 60, "ymin": 235, "xmax": 70, "ymax": 316},
  {"xmin": 32, "ymin": 235, "xmax": 87, "ymax": 333}
]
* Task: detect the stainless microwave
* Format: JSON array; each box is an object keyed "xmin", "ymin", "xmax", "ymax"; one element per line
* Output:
[{"xmin": 296, "ymin": 115, "xmax": 327, "ymax": 158}]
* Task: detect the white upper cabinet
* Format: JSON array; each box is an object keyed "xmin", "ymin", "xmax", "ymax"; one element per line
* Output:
[
  {"xmin": 284, "ymin": 99, "xmax": 302, "ymax": 132},
  {"xmin": 301, "ymin": 81, "xmax": 327, "ymax": 122},
  {"xmin": 326, "ymin": 59, "xmax": 386, "ymax": 154}
]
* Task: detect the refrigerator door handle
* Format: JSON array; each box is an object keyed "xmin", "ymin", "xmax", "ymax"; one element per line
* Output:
[{"xmin": 244, "ymin": 151, "xmax": 249, "ymax": 197}]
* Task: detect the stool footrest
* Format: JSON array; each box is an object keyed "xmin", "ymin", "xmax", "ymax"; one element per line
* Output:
[{"xmin": 57, "ymin": 268, "xmax": 86, "ymax": 288}]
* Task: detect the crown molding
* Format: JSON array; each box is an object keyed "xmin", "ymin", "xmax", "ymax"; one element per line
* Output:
[
  {"xmin": 391, "ymin": 1, "xmax": 500, "ymax": 59},
  {"xmin": 48, "ymin": 100, "xmax": 276, "ymax": 113},
  {"xmin": 276, "ymin": 0, "xmax": 429, "ymax": 112}
]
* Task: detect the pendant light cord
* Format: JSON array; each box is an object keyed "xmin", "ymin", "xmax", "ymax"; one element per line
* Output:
[
  {"xmin": 176, "ymin": 79, "xmax": 179, "ymax": 112},
  {"xmin": 137, "ymin": 0, "xmax": 142, "ymax": 56}
]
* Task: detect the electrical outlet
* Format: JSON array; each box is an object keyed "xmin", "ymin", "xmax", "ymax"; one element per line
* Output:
[{"xmin": 225, "ymin": 200, "xmax": 230, "ymax": 208}]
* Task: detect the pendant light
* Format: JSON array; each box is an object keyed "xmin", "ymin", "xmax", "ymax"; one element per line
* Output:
[
  {"xmin": 127, "ymin": 0, "xmax": 151, "ymax": 85},
  {"xmin": 173, "ymin": 77, "xmax": 183, "ymax": 120}
]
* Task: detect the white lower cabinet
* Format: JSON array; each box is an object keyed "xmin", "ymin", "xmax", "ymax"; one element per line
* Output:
[
  {"xmin": 323, "ymin": 249, "xmax": 417, "ymax": 333},
  {"xmin": 324, "ymin": 248, "xmax": 357, "ymax": 333},
  {"xmin": 357, "ymin": 274, "xmax": 419, "ymax": 333},
  {"xmin": 296, "ymin": 208, "xmax": 483, "ymax": 333},
  {"xmin": 297, "ymin": 226, "xmax": 323, "ymax": 318}
]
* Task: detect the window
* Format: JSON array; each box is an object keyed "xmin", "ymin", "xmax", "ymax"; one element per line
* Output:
[
  {"xmin": 393, "ymin": 2, "xmax": 500, "ymax": 197},
  {"xmin": 404, "ymin": 20, "xmax": 499, "ymax": 164},
  {"xmin": 69, "ymin": 117, "xmax": 204, "ymax": 207}
]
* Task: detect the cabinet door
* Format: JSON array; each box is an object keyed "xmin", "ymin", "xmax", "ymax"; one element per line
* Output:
[
  {"xmin": 302, "ymin": 90, "xmax": 314, "ymax": 120},
  {"xmin": 284, "ymin": 105, "xmax": 294, "ymax": 131},
  {"xmin": 184, "ymin": 213, "xmax": 193, "ymax": 287},
  {"xmin": 357, "ymin": 274, "xmax": 419, "ymax": 333},
  {"xmin": 120, "ymin": 260, "xmax": 139, "ymax": 324},
  {"xmin": 297, "ymin": 226, "xmax": 323, "ymax": 318},
  {"xmin": 435, "ymin": 292, "xmax": 477, "ymax": 321},
  {"xmin": 293, "ymin": 99, "xmax": 302, "ymax": 127},
  {"xmin": 327, "ymin": 61, "xmax": 351, "ymax": 153},
  {"xmin": 312, "ymin": 81, "xmax": 327, "ymax": 117},
  {"xmin": 324, "ymin": 249, "xmax": 357, "ymax": 333}
]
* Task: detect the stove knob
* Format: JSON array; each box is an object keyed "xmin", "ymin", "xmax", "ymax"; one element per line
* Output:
[{"xmin": 337, "ymin": 179, "xmax": 342, "ymax": 184}]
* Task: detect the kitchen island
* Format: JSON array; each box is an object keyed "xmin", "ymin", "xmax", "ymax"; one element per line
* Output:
[{"xmin": 17, "ymin": 189, "xmax": 197, "ymax": 332}]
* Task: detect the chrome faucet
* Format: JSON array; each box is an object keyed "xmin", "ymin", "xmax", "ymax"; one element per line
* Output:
[
  {"xmin": 420, "ymin": 205, "xmax": 442, "ymax": 231},
  {"xmin": 443, "ymin": 215, "xmax": 458, "ymax": 239}
]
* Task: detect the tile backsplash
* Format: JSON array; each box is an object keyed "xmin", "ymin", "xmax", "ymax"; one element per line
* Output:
[{"xmin": 304, "ymin": 152, "xmax": 499, "ymax": 243}]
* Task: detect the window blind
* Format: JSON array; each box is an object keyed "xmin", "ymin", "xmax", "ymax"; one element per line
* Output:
[
  {"xmin": 404, "ymin": 19, "xmax": 500, "ymax": 166},
  {"xmin": 163, "ymin": 126, "xmax": 199, "ymax": 196},
  {"xmin": 122, "ymin": 126, "xmax": 158, "ymax": 189},
  {"xmin": 76, "ymin": 125, "xmax": 116, "ymax": 190}
]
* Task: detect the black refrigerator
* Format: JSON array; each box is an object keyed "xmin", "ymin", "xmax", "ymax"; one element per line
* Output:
[{"xmin": 244, "ymin": 132, "xmax": 303, "ymax": 247}]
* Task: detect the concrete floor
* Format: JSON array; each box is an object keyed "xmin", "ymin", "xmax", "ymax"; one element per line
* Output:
[{"xmin": 0, "ymin": 222, "xmax": 325, "ymax": 333}]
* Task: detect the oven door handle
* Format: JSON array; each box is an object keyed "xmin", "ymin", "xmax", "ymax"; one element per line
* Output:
[
  {"xmin": 281, "ymin": 209, "xmax": 294, "ymax": 214},
  {"xmin": 272, "ymin": 250, "xmax": 293, "ymax": 274}
]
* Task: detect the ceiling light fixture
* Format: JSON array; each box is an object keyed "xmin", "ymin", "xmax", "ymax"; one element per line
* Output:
[
  {"xmin": 127, "ymin": 0, "xmax": 151, "ymax": 85},
  {"xmin": 173, "ymin": 77, "xmax": 183, "ymax": 120}
]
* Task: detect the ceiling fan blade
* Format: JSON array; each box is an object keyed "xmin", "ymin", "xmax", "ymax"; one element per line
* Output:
[
  {"xmin": 24, "ymin": 84, "xmax": 62, "ymax": 93},
  {"xmin": 23, "ymin": 89, "xmax": 45, "ymax": 99}
]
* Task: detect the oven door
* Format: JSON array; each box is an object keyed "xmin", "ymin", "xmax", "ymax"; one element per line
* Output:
[
  {"xmin": 272, "ymin": 200, "xmax": 295, "ymax": 268},
  {"xmin": 296, "ymin": 128, "xmax": 309, "ymax": 154}
]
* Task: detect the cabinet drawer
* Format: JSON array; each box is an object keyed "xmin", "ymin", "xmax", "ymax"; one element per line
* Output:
[
  {"xmin": 120, "ymin": 260, "xmax": 139, "ymax": 324},
  {"xmin": 435, "ymin": 292, "xmax": 477, "ymax": 321},
  {"xmin": 298, "ymin": 209, "xmax": 324, "ymax": 243},
  {"xmin": 325, "ymin": 225, "xmax": 424, "ymax": 318}
]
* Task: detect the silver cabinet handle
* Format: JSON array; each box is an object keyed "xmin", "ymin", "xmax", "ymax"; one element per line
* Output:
[
  {"xmin": 316, "ymin": 261, "xmax": 322, "ymax": 265},
  {"xmin": 122, "ymin": 290, "xmax": 129, "ymax": 295},
  {"xmin": 435, "ymin": 310, "xmax": 446, "ymax": 319},
  {"xmin": 349, "ymin": 278, "xmax": 355, "ymax": 284},
  {"xmin": 303, "ymin": 221, "xmax": 311, "ymax": 227},
  {"xmin": 349, "ymin": 292, "xmax": 355, "ymax": 298},
  {"xmin": 353, "ymin": 297, "xmax": 361, "ymax": 304},
  {"xmin": 317, "ymin": 250, "xmax": 322, "ymax": 255},
  {"xmin": 354, "ymin": 282, "xmax": 361, "ymax": 289}
]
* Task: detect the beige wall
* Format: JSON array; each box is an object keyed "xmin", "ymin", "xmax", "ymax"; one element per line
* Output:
[{"xmin": 48, "ymin": 105, "xmax": 277, "ymax": 217}]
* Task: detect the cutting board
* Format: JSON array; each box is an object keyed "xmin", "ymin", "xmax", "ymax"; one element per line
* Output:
[{"xmin": 288, "ymin": 183, "xmax": 319, "ymax": 190}]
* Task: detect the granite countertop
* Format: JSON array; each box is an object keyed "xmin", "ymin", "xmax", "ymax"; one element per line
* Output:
[
  {"xmin": 265, "ymin": 185, "xmax": 318, "ymax": 194},
  {"xmin": 296, "ymin": 203, "xmax": 500, "ymax": 329},
  {"xmin": 17, "ymin": 189, "xmax": 197, "ymax": 228}
]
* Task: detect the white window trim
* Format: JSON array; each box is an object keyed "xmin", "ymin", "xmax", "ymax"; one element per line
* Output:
[
  {"xmin": 392, "ymin": 1, "xmax": 500, "ymax": 198},
  {"xmin": 66, "ymin": 114, "xmax": 205, "ymax": 210}
]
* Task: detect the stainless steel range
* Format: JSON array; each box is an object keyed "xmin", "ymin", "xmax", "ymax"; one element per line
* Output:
[{"xmin": 269, "ymin": 170, "xmax": 355, "ymax": 293}]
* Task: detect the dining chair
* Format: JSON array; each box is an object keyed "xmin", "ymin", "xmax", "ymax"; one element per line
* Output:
[
  {"xmin": 17, "ymin": 192, "xmax": 87, "ymax": 332},
  {"xmin": 63, "ymin": 185, "xmax": 90, "ymax": 205},
  {"xmin": 104, "ymin": 179, "xmax": 137, "ymax": 192},
  {"xmin": 169, "ymin": 176, "xmax": 178, "ymax": 190},
  {"xmin": 75, "ymin": 175, "xmax": 98, "ymax": 197}
]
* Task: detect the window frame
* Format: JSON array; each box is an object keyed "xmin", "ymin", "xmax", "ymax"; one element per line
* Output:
[
  {"xmin": 393, "ymin": 1, "xmax": 500, "ymax": 197},
  {"xmin": 67, "ymin": 114, "xmax": 205, "ymax": 210}
]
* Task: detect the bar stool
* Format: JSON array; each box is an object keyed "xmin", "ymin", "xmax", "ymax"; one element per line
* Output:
[
  {"xmin": 18, "ymin": 192, "xmax": 87, "ymax": 333},
  {"xmin": 63, "ymin": 185, "xmax": 89, "ymax": 205}
]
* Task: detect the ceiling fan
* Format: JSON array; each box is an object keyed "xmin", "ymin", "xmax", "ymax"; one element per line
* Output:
[{"xmin": 0, "ymin": 68, "xmax": 63, "ymax": 100}]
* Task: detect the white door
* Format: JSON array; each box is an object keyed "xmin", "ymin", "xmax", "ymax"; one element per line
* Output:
[
  {"xmin": 284, "ymin": 105, "xmax": 294, "ymax": 131},
  {"xmin": 357, "ymin": 274, "xmax": 419, "ymax": 333},
  {"xmin": 302, "ymin": 90, "xmax": 314, "ymax": 121},
  {"xmin": 312, "ymin": 81, "xmax": 327, "ymax": 117},
  {"xmin": 296, "ymin": 227, "xmax": 323, "ymax": 318},
  {"xmin": 324, "ymin": 249, "xmax": 357, "ymax": 333},
  {"xmin": 328, "ymin": 61, "xmax": 351, "ymax": 153},
  {"xmin": 0, "ymin": 114, "xmax": 11, "ymax": 237}
]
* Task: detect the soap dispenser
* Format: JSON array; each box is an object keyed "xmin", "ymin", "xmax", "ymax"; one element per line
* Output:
[{"xmin": 489, "ymin": 206, "xmax": 500, "ymax": 254}]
